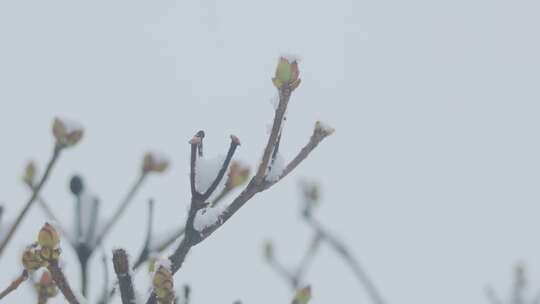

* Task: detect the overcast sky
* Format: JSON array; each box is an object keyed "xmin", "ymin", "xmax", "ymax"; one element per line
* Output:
[{"xmin": 1, "ymin": 0, "xmax": 540, "ymax": 303}]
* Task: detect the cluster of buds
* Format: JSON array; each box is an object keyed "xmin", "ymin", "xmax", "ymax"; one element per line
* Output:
[
  {"xmin": 272, "ymin": 56, "xmax": 301, "ymax": 92},
  {"xmin": 22, "ymin": 244, "xmax": 46, "ymax": 273},
  {"xmin": 35, "ymin": 271, "xmax": 58, "ymax": 299},
  {"xmin": 52, "ymin": 117, "xmax": 84, "ymax": 148},
  {"xmin": 152, "ymin": 265, "xmax": 175, "ymax": 304},
  {"xmin": 262, "ymin": 240, "xmax": 274, "ymax": 262},
  {"xmin": 22, "ymin": 223, "xmax": 61, "ymax": 273},
  {"xmin": 225, "ymin": 161, "xmax": 250, "ymax": 190},
  {"xmin": 142, "ymin": 152, "xmax": 170, "ymax": 174}
]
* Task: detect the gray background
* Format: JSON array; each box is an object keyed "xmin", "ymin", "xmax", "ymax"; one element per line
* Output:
[{"xmin": 1, "ymin": 0, "xmax": 540, "ymax": 303}]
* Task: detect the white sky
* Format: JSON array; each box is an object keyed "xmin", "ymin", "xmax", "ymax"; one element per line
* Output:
[{"xmin": 1, "ymin": 0, "xmax": 540, "ymax": 303}]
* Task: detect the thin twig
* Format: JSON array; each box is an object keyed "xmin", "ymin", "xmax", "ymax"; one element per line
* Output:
[
  {"xmin": 113, "ymin": 249, "xmax": 136, "ymax": 304},
  {"xmin": 34, "ymin": 195, "xmax": 74, "ymax": 245},
  {"xmin": 0, "ymin": 270, "xmax": 29, "ymax": 300},
  {"xmin": 47, "ymin": 259, "xmax": 80, "ymax": 304},
  {"xmin": 292, "ymin": 233, "xmax": 322, "ymax": 287},
  {"xmin": 201, "ymin": 136, "xmax": 240, "ymax": 200},
  {"xmin": 0, "ymin": 145, "xmax": 62, "ymax": 257},
  {"xmin": 97, "ymin": 253, "xmax": 110, "ymax": 304},
  {"xmin": 308, "ymin": 217, "xmax": 385, "ymax": 304},
  {"xmin": 254, "ymin": 89, "xmax": 291, "ymax": 184},
  {"xmin": 485, "ymin": 286, "xmax": 504, "ymax": 304},
  {"xmin": 94, "ymin": 172, "xmax": 147, "ymax": 247}
]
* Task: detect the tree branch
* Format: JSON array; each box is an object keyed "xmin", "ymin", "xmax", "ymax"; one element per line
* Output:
[
  {"xmin": 0, "ymin": 270, "xmax": 28, "ymax": 300},
  {"xmin": 145, "ymin": 60, "xmax": 331, "ymax": 304},
  {"xmin": 47, "ymin": 259, "xmax": 80, "ymax": 304},
  {"xmin": 307, "ymin": 217, "xmax": 385, "ymax": 304},
  {"xmin": 94, "ymin": 172, "xmax": 147, "ymax": 248},
  {"xmin": 254, "ymin": 90, "xmax": 291, "ymax": 184},
  {"xmin": 189, "ymin": 131, "xmax": 204, "ymax": 197},
  {"xmin": 485, "ymin": 286, "xmax": 504, "ymax": 304},
  {"xmin": 201, "ymin": 136, "xmax": 240, "ymax": 200},
  {"xmin": 113, "ymin": 249, "xmax": 136, "ymax": 304},
  {"xmin": 0, "ymin": 145, "xmax": 62, "ymax": 257}
]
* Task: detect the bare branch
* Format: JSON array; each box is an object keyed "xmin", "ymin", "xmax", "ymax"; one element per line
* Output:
[
  {"xmin": 113, "ymin": 249, "xmax": 136, "ymax": 304},
  {"xmin": 47, "ymin": 259, "xmax": 80, "ymax": 304},
  {"xmin": 254, "ymin": 89, "xmax": 291, "ymax": 184},
  {"xmin": 201, "ymin": 136, "xmax": 240, "ymax": 200},
  {"xmin": 307, "ymin": 217, "xmax": 385, "ymax": 304},
  {"xmin": 293, "ymin": 233, "xmax": 322, "ymax": 286},
  {"xmin": 97, "ymin": 253, "xmax": 110, "ymax": 304},
  {"xmin": 0, "ymin": 145, "xmax": 62, "ymax": 257},
  {"xmin": 189, "ymin": 131, "xmax": 205, "ymax": 197},
  {"xmin": 0, "ymin": 270, "xmax": 29, "ymax": 300},
  {"xmin": 485, "ymin": 286, "xmax": 504, "ymax": 304},
  {"xmin": 94, "ymin": 172, "xmax": 148, "ymax": 248}
]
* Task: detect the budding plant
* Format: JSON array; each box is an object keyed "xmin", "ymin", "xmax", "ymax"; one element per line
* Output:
[{"xmin": 0, "ymin": 57, "xmax": 332, "ymax": 303}]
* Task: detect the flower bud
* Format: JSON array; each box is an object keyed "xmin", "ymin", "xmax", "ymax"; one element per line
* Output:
[
  {"xmin": 302, "ymin": 182, "xmax": 320, "ymax": 203},
  {"xmin": 153, "ymin": 265, "xmax": 175, "ymax": 303},
  {"xmin": 263, "ymin": 240, "xmax": 274, "ymax": 261},
  {"xmin": 23, "ymin": 161, "xmax": 37, "ymax": 186},
  {"xmin": 22, "ymin": 245, "xmax": 45, "ymax": 272},
  {"xmin": 69, "ymin": 175, "xmax": 84, "ymax": 196},
  {"xmin": 142, "ymin": 152, "xmax": 169, "ymax": 174},
  {"xmin": 272, "ymin": 56, "xmax": 301, "ymax": 91},
  {"xmin": 314, "ymin": 121, "xmax": 335, "ymax": 137},
  {"xmin": 291, "ymin": 286, "xmax": 312, "ymax": 304},
  {"xmin": 38, "ymin": 223, "xmax": 60, "ymax": 249},
  {"xmin": 226, "ymin": 161, "xmax": 250, "ymax": 189},
  {"xmin": 52, "ymin": 117, "xmax": 84, "ymax": 148}
]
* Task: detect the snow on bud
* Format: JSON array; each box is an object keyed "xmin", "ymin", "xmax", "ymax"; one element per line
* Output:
[
  {"xmin": 38, "ymin": 223, "xmax": 60, "ymax": 249},
  {"xmin": 272, "ymin": 56, "xmax": 301, "ymax": 91},
  {"xmin": 142, "ymin": 152, "xmax": 170, "ymax": 174},
  {"xmin": 52, "ymin": 117, "xmax": 84, "ymax": 148},
  {"xmin": 153, "ymin": 265, "xmax": 175, "ymax": 304},
  {"xmin": 23, "ymin": 161, "xmax": 37, "ymax": 186},
  {"xmin": 22, "ymin": 245, "xmax": 45, "ymax": 272},
  {"xmin": 226, "ymin": 161, "xmax": 250, "ymax": 189},
  {"xmin": 291, "ymin": 286, "xmax": 312, "ymax": 304}
]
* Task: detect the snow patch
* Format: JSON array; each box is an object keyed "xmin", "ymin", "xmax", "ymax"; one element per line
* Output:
[
  {"xmin": 57, "ymin": 116, "xmax": 83, "ymax": 133},
  {"xmin": 265, "ymin": 153, "xmax": 285, "ymax": 182},
  {"xmin": 195, "ymin": 155, "xmax": 225, "ymax": 193},
  {"xmin": 155, "ymin": 258, "xmax": 172, "ymax": 271},
  {"xmin": 193, "ymin": 203, "xmax": 227, "ymax": 231},
  {"xmin": 280, "ymin": 53, "xmax": 302, "ymax": 63}
]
